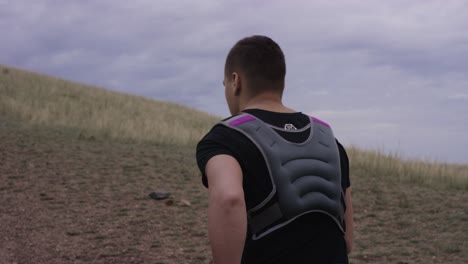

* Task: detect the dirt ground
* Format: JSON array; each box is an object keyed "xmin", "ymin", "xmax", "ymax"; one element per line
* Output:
[
  {"xmin": 1, "ymin": 118, "xmax": 467, "ymax": 264},
  {"xmin": 0, "ymin": 119, "xmax": 210, "ymax": 264}
]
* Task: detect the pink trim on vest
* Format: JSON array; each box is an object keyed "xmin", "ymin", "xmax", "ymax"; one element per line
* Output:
[
  {"xmin": 229, "ymin": 115, "xmax": 256, "ymax": 126},
  {"xmin": 311, "ymin": 117, "xmax": 330, "ymax": 128}
]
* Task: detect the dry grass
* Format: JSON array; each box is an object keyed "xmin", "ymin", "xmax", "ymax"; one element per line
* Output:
[
  {"xmin": 1, "ymin": 64, "xmax": 467, "ymax": 191},
  {"xmin": 0, "ymin": 65, "xmax": 219, "ymax": 146},
  {"xmin": 348, "ymin": 146, "xmax": 468, "ymax": 190}
]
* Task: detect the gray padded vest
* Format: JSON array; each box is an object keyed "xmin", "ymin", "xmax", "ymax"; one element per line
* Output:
[{"xmin": 220, "ymin": 113, "xmax": 345, "ymax": 240}]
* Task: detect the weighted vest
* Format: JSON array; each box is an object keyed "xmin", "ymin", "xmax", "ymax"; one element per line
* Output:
[{"xmin": 220, "ymin": 113, "xmax": 345, "ymax": 240}]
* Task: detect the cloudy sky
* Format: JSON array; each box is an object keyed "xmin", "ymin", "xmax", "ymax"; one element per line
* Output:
[{"xmin": 1, "ymin": 0, "xmax": 467, "ymax": 163}]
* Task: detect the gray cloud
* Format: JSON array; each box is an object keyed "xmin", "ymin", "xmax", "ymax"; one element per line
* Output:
[{"xmin": 1, "ymin": 0, "xmax": 467, "ymax": 163}]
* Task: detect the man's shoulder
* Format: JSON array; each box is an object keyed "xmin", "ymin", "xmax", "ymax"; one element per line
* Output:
[{"xmin": 197, "ymin": 114, "xmax": 244, "ymax": 145}]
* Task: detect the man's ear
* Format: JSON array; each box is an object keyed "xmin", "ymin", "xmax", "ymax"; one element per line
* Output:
[{"xmin": 232, "ymin": 72, "xmax": 241, "ymax": 96}]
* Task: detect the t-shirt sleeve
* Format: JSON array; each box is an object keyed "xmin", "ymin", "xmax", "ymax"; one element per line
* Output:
[
  {"xmin": 336, "ymin": 140, "xmax": 351, "ymax": 190},
  {"xmin": 196, "ymin": 125, "xmax": 236, "ymax": 188}
]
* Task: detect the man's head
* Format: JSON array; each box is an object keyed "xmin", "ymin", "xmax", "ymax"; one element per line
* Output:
[{"xmin": 224, "ymin": 35, "xmax": 286, "ymax": 114}]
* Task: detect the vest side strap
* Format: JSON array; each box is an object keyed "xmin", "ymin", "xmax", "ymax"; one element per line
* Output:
[{"xmin": 249, "ymin": 202, "xmax": 282, "ymax": 235}]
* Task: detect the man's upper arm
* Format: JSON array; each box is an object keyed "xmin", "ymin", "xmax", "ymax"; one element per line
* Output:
[
  {"xmin": 205, "ymin": 154, "xmax": 246, "ymax": 264},
  {"xmin": 196, "ymin": 126, "xmax": 237, "ymax": 187},
  {"xmin": 205, "ymin": 154, "xmax": 244, "ymax": 198}
]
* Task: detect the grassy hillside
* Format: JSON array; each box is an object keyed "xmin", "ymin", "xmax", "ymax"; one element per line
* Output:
[
  {"xmin": 348, "ymin": 147, "xmax": 468, "ymax": 190},
  {"xmin": 0, "ymin": 65, "xmax": 219, "ymax": 146},
  {"xmin": 1, "ymin": 65, "xmax": 467, "ymax": 190},
  {"xmin": 1, "ymin": 65, "xmax": 467, "ymax": 263}
]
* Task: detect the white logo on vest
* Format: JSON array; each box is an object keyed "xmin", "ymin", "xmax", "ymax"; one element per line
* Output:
[{"xmin": 284, "ymin": 124, "xmax": 297, "ymax": 130}]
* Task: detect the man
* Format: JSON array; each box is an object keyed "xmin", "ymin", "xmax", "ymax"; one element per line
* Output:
[{"xmin": 196, "ymin": 35, "xmax": 354, "ymax": 264}]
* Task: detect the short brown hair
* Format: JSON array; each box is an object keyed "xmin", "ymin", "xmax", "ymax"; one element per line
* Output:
[{"xmin": 225, "ymin": 35, "xmax": 286, "ymax": 94}]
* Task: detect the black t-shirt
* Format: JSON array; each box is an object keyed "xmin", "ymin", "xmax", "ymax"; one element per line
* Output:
[{"xmin": 196, "ymin": 109, "xmax": 350, "ymax": 264}]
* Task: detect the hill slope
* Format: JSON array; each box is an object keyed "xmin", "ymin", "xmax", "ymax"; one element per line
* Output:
[
  {"xmin": 1, "ymin": 65, "xmax": 467, "ymax": 263},
  {"xmin": 0, "ymin": 65, "xmax": 219, "ymax": 146},
  {"xmin": 1, "ymin": 65, "xmax": 466, "ymax": 190}
]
